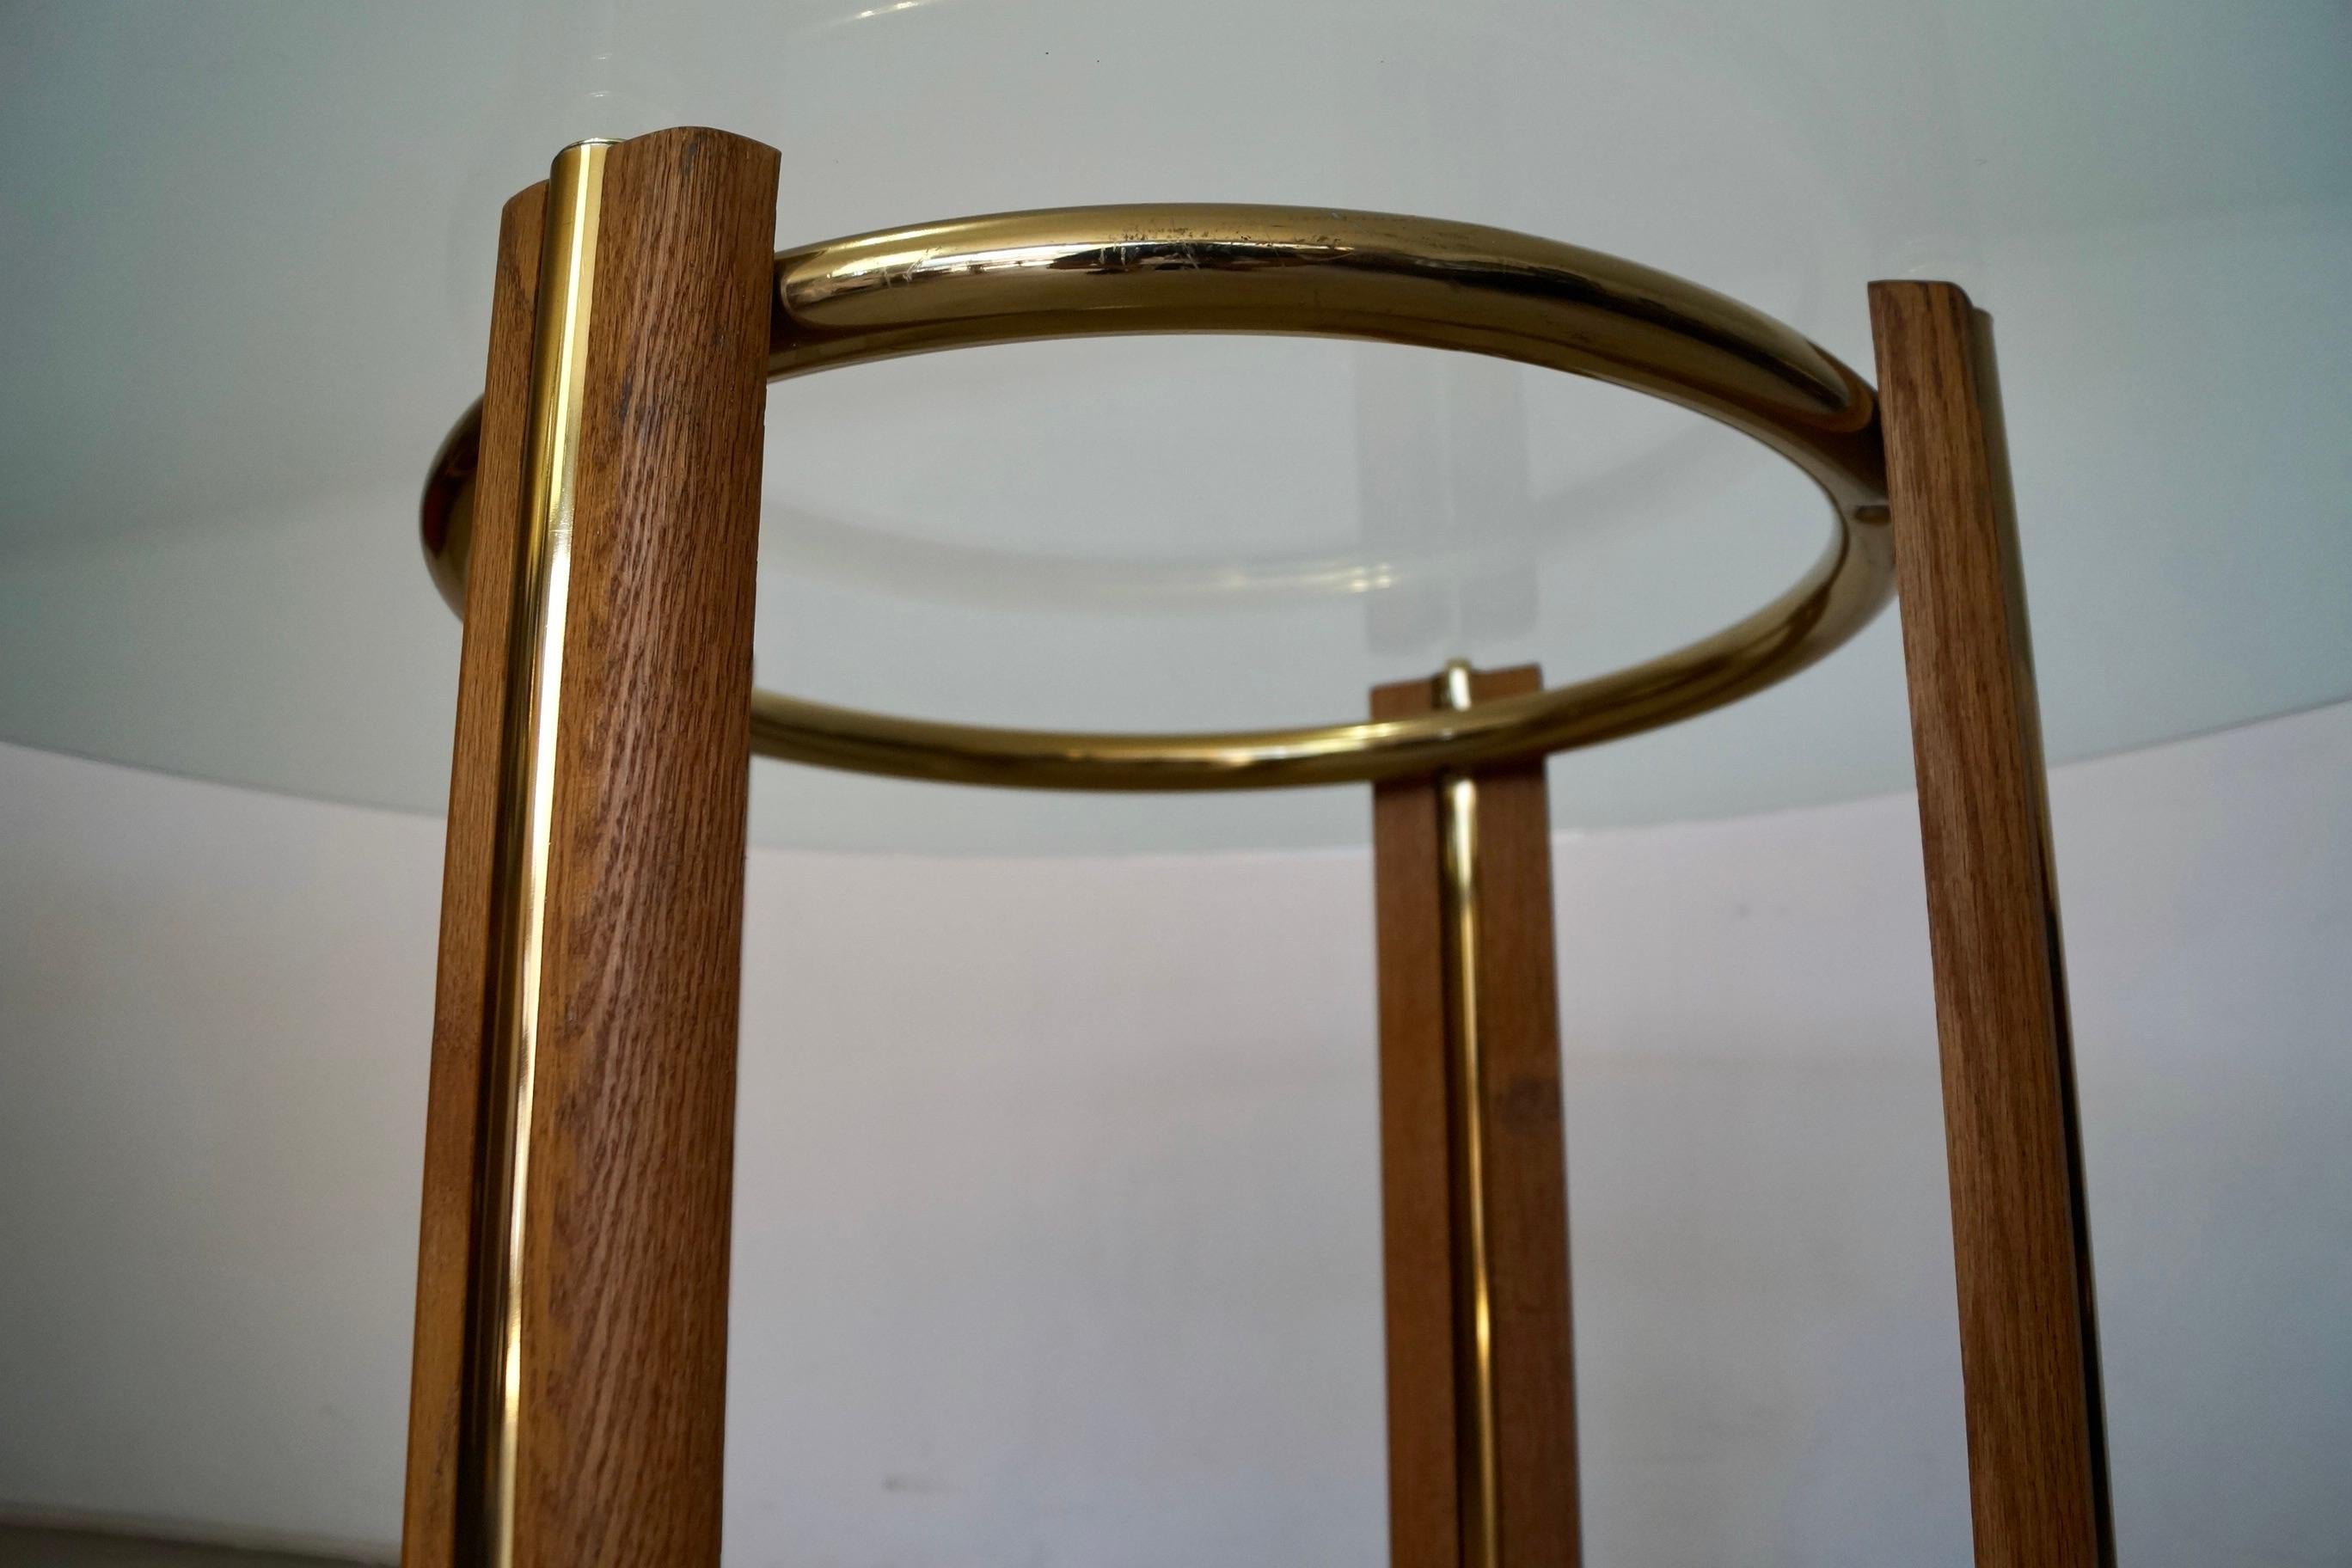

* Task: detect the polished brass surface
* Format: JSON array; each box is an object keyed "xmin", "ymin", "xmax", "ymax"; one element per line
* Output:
[
  {"xmin": 425, "ymin": 204, "xmax": 1893, "ymax": 789},
  {"xmin": 464, "ymin": 138, "xmax": 609, "ymax": 1568},
  {"xmin": 1437, "ymin": 662, "xmax": 1501, "ymax": 1568}
]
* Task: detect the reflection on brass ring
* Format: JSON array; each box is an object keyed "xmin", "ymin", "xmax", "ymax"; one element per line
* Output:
[{"xmin": 423, "ymin": 204, "xmax": 1892, "ymax": 790}]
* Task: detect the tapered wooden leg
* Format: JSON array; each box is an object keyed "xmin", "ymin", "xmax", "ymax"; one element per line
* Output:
[
  {"xmin": 403, "ymin": 178, "xmax": 547, "ymax": 1568},
  {"xmin": 402, "ymin": 127, "xmax": 779, "ymax": 1568},
  {"xmin": 1371, "ymin": 665, "xmax": 1580, "ymax": 1568},
  {"xmin": 1871, "ymin": 281, "xmax": 2112, "ymax": 1568}
]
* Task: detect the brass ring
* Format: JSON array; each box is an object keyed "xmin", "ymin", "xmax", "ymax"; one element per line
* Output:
[{"xmin": 422, "ymin": 204, "xmax": 1892, "ymax": 791}]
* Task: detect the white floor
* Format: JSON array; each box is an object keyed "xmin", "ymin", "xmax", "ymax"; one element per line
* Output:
[{"xmin": 0, "ymin": 1526, "xmax": 364, "ymax": 1567}]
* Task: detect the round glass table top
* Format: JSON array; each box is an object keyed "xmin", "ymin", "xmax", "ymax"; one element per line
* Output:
[{"xmin": 3, "ymin": 0, "xmax": 2348, "ymax": 852}]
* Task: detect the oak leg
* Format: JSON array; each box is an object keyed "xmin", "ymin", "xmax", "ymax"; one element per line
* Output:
[
  {"xmin": 1871, "ymin": 280, "xmax": 2113, "ymax": 1568},
  {"xmin": 1371, "ymin": 665, "xmax": 1581, "ymax": 1568},
  {"xmin": 402, "ymin": 127, "xmax": 780, "ymax": 1568},
  {"xmin": 402, "ymin": 175, "xmax": 547, "ymax": 1568}
]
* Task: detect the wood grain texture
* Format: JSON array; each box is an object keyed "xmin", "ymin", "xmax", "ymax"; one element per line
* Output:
[
  {"xmin": 1871, "ymin": 280, "xmax": 2112, "ymax": 1568},
  {"xmin": 401, "ymin": 181, "xmax": 546, "ymax": 1568},
  {"xmin": 1464, "ymin": 666, "xmax": 1582, "ymax": 1568},
  {"xmin": 1371, "ymin": 674, "xmax": 1461, "ymax": 1568},
  {"xmin": 1371, "ymin": 666, "xmax": 1581, "ymax": 1568},
  {"xmin": 506, "ymin": 127, "xmax": 779, "ymax": 1568}
]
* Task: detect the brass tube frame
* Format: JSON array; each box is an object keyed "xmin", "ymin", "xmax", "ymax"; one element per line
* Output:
[
  {"xmin": 463, "ymin": 138, "xmax": 608, "ymax": 1568},
  {"xmin": 424, "ymin": 204, "xmax": 1895, "ymax": 788}
]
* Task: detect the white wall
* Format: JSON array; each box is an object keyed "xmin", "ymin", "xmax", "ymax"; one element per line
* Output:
[{"xmin": 2, "ymin": 705, "xmax": 2347, "ymax": 1565}]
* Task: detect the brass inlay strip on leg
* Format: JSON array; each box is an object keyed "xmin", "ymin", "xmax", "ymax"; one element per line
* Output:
[
  {"xmin": 1437, "ymin": 659, "xmax": 1501, "ymax": 1568},
  {"xmin": 465, "ymin": 138, "xmax": 609, "ymax": 1568}
]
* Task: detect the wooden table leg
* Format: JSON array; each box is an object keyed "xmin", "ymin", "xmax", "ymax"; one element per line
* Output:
[
  {"xmin": 401, "ymin": 126, "xmax": 780, "ymax": 1568},
  {"xmin": 1871, "ymin": 280, "xmax": 2113, "ymax": 1568},
  {"xmin": 1371, "ymin": 664, "xmax": 1581, "ymax": 1568},
  {"xmin": 402, "ymin": 175, "xmax": 546, "ymax": 1568}
]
